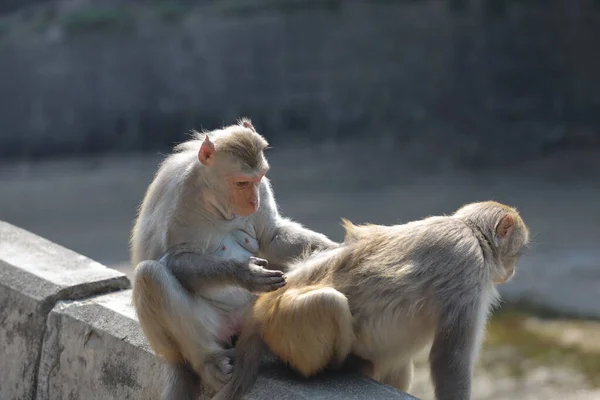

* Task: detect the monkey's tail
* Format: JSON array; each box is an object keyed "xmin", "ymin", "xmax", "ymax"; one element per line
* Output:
[{"xmin": 211, "ymin": 319, "xmax": 266, "ymax": 400}]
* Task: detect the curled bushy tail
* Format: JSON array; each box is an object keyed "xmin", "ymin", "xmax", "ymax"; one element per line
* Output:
[{"xmin": 211, "ymin": 319, "xmax": 266, "ymax": 400}]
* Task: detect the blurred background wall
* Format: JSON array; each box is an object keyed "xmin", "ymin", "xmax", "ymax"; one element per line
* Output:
[
  {"xmin": 2, "ymin": 2, "xmax": 600, "ymax": 398},
  {"xmin": 1, "ymin": 0, "xmax": 599, "ymax": 166}
]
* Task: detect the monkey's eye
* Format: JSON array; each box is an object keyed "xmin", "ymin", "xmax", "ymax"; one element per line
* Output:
[{"xmin": 236, "ymin": 181, "xmax": 250, "ymax": 188}]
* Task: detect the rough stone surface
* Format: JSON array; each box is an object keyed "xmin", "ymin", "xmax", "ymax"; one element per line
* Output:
[
  {"xmin": 0, "ymin": 221, "xmax": 130, "ymax": 400},
  {"xmin": 36, "ymin": 289, "xmax": 417, "ymax": 400},
  {"xmin": 36, "ymin": 290, "xmax": 164, "ymax": 400},
  {"xmin": 247, "ymin": 359, "xmax": 418, "ymax": 400}
]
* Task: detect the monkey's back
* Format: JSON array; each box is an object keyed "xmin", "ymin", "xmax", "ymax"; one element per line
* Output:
[
  {"xmin": 329, "ymin": 216, "xmax": 489, "ymax": 360},
  {"xmin": 338, "ymin": 216, "xmax": 485, "ymax": 283}
]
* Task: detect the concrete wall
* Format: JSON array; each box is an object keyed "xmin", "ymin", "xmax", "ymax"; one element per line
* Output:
[
  {"xmin": 0, "ymin": 220, "xmax": 417, "ymax": 400},
  {"xmin": 0, "ymin": 0, "xmax": 599, "ymax": 164}
]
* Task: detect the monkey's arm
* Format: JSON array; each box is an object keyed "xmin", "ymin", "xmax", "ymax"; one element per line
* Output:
[
  {"xmin": 429, "ymin": 301, "xmax": 480, "ymax": 400},
  {"xmin": 262, "ymin": 217, "xmax": 338, "ymax": 263},
  {"xmin": 255, "ymin": 180, "xmax": 339, "ymax": 268},
  {"xmin": 161, "ymin": 249, "xmax": 285, "ymax": 294}
]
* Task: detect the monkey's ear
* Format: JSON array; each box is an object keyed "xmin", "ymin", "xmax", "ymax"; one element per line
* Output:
[
  {"xmin": 198, "ymin": 135, "xmax": 216, "ymax": 166},
  {"xmin": 240, "ymin": 118, "xmax": 255, "ymax": 132},
  {"xmin": 496, "ymin": 214, "xmax": 515, "ymax": 239}
]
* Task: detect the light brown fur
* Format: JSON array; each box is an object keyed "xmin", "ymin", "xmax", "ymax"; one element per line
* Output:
[
  {"xmin": 212, "ymin": 201, "xmax": 530, "ymax": 400},
  {"xmin": 259, "ymin": 284, "xmax": 354, "ymax": 377},
  {"xmin": 130, "ymin": 119, "xmax": 337, "ymax": 399}
]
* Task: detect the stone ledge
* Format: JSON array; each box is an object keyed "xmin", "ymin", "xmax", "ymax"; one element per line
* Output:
[
  {"xmin": 0, "ymin": 221, "xmax": 130, "ymax": 300},
  {"xmin": 247, "ymin": 359, "xmax": 418, "ymax": 400},
  {"xmin": 0, "ymin": 221, "xmax": 418, "ymax": 400},
  {"xmin": 36, "ymin": 289, "xmax": 418, "ymax": 400},
  {"xmin": 0, "ymin": 221, "xmax": 130, "ymax": 400},
  {"xmin": 36, "ymin": 290, "xmax": 164, "ymax": 400}
]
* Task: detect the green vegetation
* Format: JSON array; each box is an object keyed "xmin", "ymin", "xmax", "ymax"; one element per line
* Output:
[
  {"xmin": 502, "ymin": 298, "xmax": 600, "ymax": 321},
  {"xmin": 484, "ymin": 307, "xmax": 600, "ymax": 387},
  {"xmin": 61, "ymin": 7, "xmax": 135, "ymax": 37}
]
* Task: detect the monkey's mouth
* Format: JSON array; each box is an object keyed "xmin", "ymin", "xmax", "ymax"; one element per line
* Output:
[{"xmin": 235, "ymin": 204, "xmax": 259, "ymax": 217}]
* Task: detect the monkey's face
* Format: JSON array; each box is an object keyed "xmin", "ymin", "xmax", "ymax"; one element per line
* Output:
[{"xmin": 229, "ymin": 173, "xmax": 264, "ymax": 217}]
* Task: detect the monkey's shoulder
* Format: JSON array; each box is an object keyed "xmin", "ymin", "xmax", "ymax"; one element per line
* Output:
[{"xmin": 405, "ymin": 217, "xmax": 488, "ymax": 268}]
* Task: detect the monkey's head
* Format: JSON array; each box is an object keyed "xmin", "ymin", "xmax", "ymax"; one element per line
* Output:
[
  {"xmin": 454, "ymin": 201, "xmax": 530, "ymax": 285},
  {"xmin": 198, "ymin": 118, "xmax": 270, "ymax": 217}
]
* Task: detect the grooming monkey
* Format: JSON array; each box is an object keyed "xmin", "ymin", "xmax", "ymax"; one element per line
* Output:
[
  {"xmin": 213, "ymin": 201, "xmax": 530, "ymax": 400},
  {"xmin": 130, "ymin": 119, "xmax": 337, "ymax": 399}
]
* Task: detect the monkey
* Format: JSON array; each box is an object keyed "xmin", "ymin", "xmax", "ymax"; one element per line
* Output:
[
  {"xmin": 212, "ymin": 200, "xmax": 530, "ymax": 400},
  {"xmin": 129, "ymin": 118, "xmax": 338, "ymax": 399}
]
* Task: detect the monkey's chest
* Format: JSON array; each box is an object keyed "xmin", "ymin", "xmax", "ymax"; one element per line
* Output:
[
  {"xmin": 208, "ymin": 228, "xmax": 260, "ymax": 263},
  {"xmin": 203, "ymin": 226, "xmax": 260, "ymax": 311}
]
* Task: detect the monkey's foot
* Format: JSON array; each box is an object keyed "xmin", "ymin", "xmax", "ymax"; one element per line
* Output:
[{"xmin": 203, "ymin": 349, "xmax": 236, "ymax": 390}]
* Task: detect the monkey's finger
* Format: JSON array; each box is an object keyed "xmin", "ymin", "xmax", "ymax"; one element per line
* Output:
[
  {"xmin": 218, "ymin": 360, "xmax": 234, "ymax": 375},
  {"xmin": 258, "ymin": 269, "xmax": 284, "ymax": 277},
  {"xmin": 250, "ymin": 257, "xmax": 268, "ymax": 267},
  {"xmin": 260, "ymin": 276, "xmax": 286, "ymax": 284},
  {"xmin": 264, "ymin": 280, "xmax": 287, "ymax": 291}
]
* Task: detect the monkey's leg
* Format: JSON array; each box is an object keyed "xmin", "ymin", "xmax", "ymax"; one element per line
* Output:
[
  {"xmin": 261, "ymin": 285, "xmax": 354, "ymax": 377},
  {"xmin": 429, "ymin": 302, "xmax": 480, "ymax": 400},
  {"xmin": 132, "ymin": 261, "xmax": 235, "ymax": 394},
  {"xmin": 336, "ymin": 354, "xmax": 375, "ymax": 376},
  {"xmin": 378, "ymin": 361, "xmax": 414, "ymax": 393},
  {"xmin": 163, "ymin": 363, "xmax": 201, "ymax": 400}
]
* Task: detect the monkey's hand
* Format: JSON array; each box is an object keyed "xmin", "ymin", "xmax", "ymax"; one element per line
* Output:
[{"xmin": 240, "ymin": 257, "xmax": 287, "ymax": 293}]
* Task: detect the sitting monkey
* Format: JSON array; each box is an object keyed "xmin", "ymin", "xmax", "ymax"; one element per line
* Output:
[
  {"xmin": 213, "ymin": 201, "xmax": 530, "ymax": 400},
  {"xmin": 130, "ymin": 119, "xmax": 337, "ymax": 399}
]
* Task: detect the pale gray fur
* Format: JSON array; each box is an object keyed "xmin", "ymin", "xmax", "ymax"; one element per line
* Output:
[
  {"xmin": 213, "ymin": 201, "xmax": 529, "ymax": 400},
  {"xmin": 163, "ymin": 363, "xmax": 201, "ymax": 400},
  {"xmin": 130, "ymin": 121, "xmax": 337, "ymax": 399}
]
